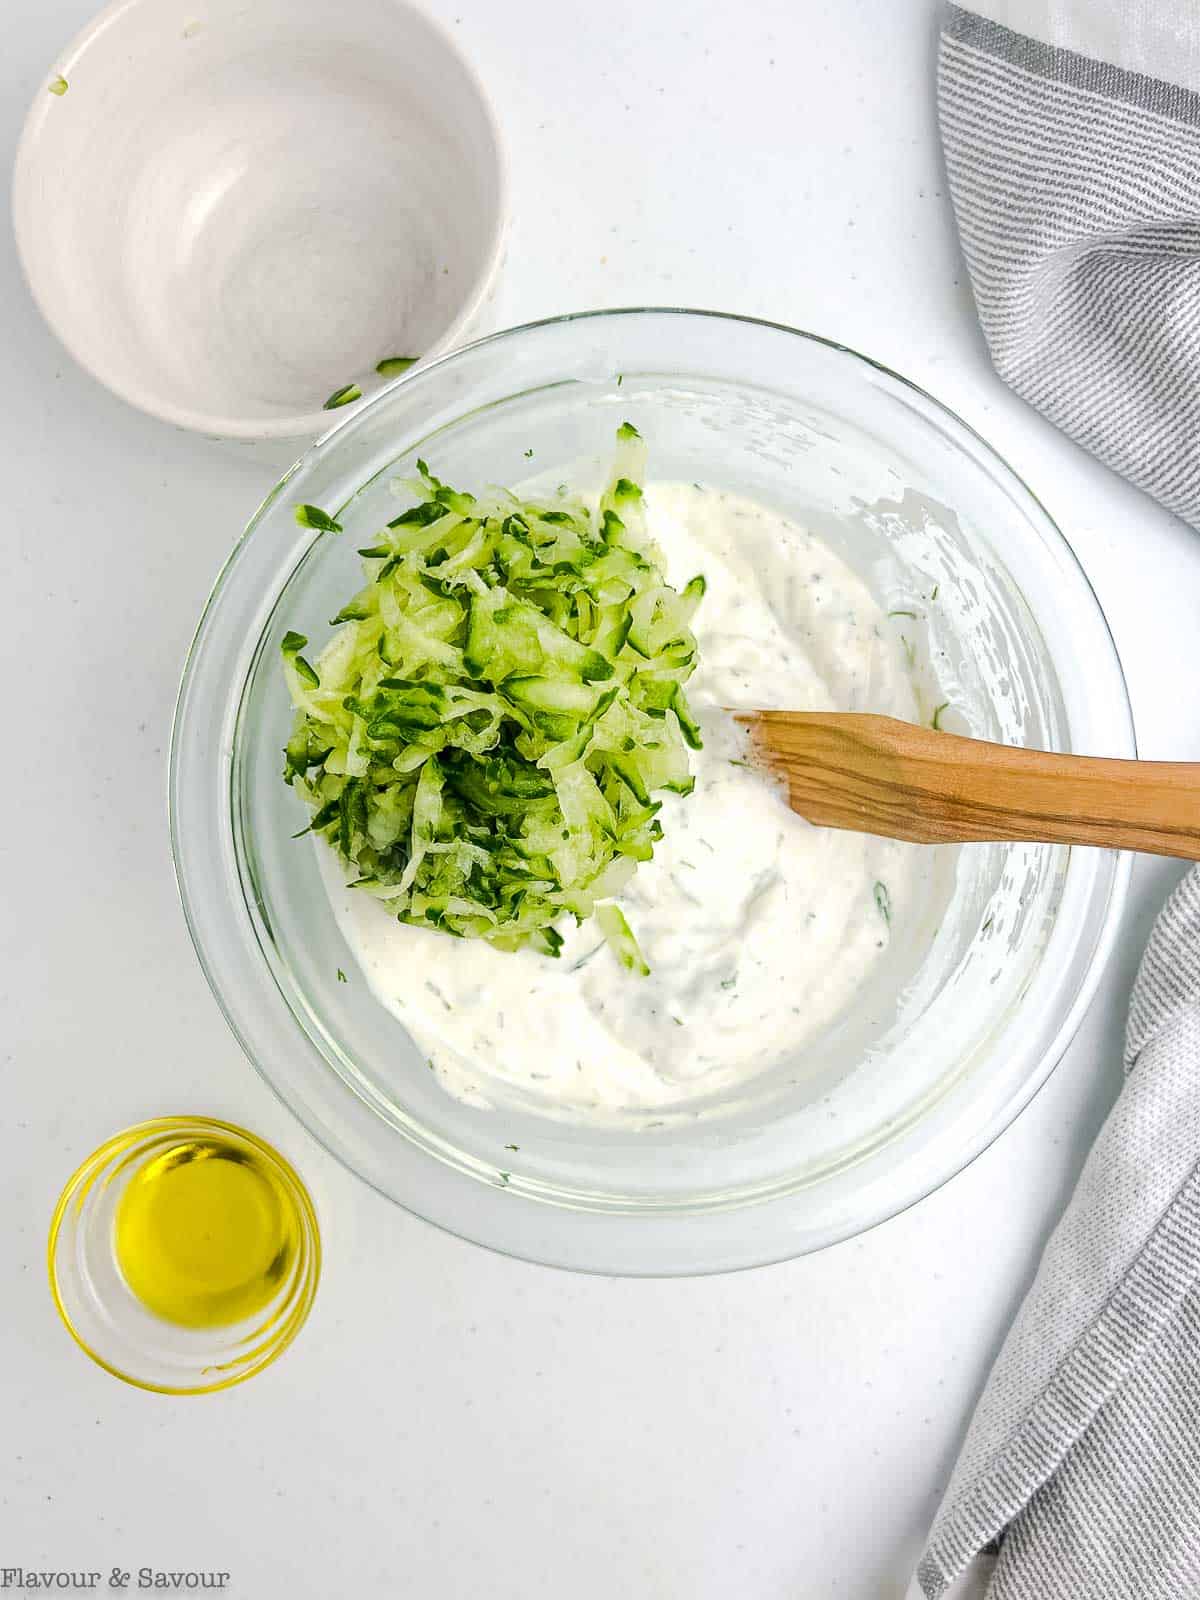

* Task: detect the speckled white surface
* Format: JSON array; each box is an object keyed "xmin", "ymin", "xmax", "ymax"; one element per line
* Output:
[{"xmin": 3, "ymin": 2, "xmax": 1199, "ymax": 1595}]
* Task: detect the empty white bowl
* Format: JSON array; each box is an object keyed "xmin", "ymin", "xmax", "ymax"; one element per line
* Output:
[{"xmin": 12, "ymin": 0, "xmax": 507, "ymax": 447}]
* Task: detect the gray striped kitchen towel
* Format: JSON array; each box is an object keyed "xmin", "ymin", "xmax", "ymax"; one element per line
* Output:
[
  {"xmin": 910, "ymin": 864, "xmax": 1200, "ymax": 1599},
  {"xmin": 938, "ymin": 2, "xmax": 1200, "ymax": 528}
]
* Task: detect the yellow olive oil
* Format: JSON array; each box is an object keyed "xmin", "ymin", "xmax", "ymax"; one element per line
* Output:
[{"xmin": 113, "ymin": 1137, "xmax": 299, "ymax": 1329}]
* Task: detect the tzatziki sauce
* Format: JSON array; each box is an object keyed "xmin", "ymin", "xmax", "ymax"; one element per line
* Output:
[{"xmin": 318, "ymin": 482, "xmax": 947, "ymax": 1123}]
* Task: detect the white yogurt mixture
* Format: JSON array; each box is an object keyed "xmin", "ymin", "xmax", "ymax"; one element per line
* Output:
[{"xmin": 320, "ymin": 483, "xmax": 943, "ymax": 1122}]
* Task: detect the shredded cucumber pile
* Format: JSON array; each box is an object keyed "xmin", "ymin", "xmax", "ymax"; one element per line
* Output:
[{"xmin": 281, "ymin": 424, "xmax": 703, "ymax": 968}]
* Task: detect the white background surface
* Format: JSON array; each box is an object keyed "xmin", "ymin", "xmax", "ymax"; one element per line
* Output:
[{"xmin": 4, "ymin": 2, "xmax": 1200, "ymax": 1595}]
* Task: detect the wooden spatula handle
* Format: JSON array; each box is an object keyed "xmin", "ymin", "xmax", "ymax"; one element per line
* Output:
[{"xmin": 741, "ymin": 712, "xmax": 1200, "ymax": 860}]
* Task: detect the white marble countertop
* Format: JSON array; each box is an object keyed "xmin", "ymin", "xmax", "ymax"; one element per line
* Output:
[{"xmin": 4, "ymin": 1, "xmax": 1199, "ymax": 1594}]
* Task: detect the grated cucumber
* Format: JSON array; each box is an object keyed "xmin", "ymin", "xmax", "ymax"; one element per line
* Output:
[{"xmin": 282, "ymin": 427, "xmax": 703, "ymax": 968}]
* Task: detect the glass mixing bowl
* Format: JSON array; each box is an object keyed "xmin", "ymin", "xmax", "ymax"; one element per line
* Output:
[{"xmin": 170, "ymin": 309, "xmax": 1133, "ymax": 1274}]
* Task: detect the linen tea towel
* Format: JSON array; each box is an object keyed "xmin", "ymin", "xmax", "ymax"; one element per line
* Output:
[
  {"xmin": 913, "ymin": 862, "xmax": 1200, "ymax": 1599},
  {"xmin": 937, "ymin": 1, "xmax": 1200, "ymax": 528}
]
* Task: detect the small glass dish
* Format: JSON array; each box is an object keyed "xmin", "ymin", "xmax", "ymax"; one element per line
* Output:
[{"xmin": 48, "ymin": 1117, "xmax": 320, "ymax": 1394}]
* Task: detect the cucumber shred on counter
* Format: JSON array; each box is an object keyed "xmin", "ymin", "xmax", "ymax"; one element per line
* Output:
[{"xmin": 281, "ymin": 425, "xmax": 704, "ymax": 969}]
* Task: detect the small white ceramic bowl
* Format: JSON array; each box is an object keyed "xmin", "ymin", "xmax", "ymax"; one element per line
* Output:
[{"xmin": 12, "ymin": 0, "xmax": 507, "ymax": 449}]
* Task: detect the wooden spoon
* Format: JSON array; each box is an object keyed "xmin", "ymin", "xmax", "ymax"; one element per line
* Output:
[{"xmin": 736, "ymin": 711, "xmax": 1200, "ymax": 861}]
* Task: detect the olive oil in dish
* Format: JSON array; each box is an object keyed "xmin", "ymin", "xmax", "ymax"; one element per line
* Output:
[{"xmin": 113, "ymin": 1136, "xmax": 299, "ymax": 1329}]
